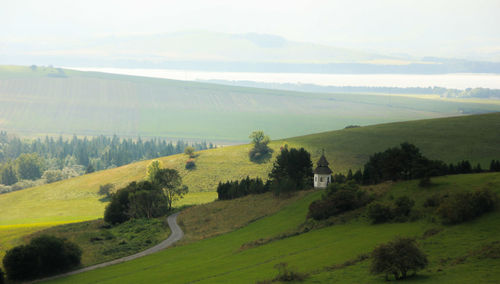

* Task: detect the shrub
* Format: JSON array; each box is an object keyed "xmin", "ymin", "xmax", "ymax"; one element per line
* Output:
[
  {"xmin": 370, "ymin": 237, "xmax": 428, "ymax": 280},
  {"xmin": 30, "ymin": 235, "xmax": 81, "ymax": 275},
  {"xmin": 393, "ymin": 196, "xmax": 415, "ymax": 220},
  {"xmin": 424, "ymin": 194, "xmax": 442, "ymax": 208},
  {"xmin": 273, "ymin": 262, "xmax": 308, "ymax": 282},
  {"xmin": 418, "ymin": 176, "xmax": 432, "ymax": 187},
  {"xmin": 367, "ymin": 196, "xmax": 415, "ymax": 224},
  {"xmin": 437, "ymin": 189, "xmax": 497, "ymax": 224},
  {"xmin": 367, "ymin": 202, "xmax": 393, "ymax": 224},
  {"xmin": 98, "ymin": 183, "xmax": 114, "ymax": 197},
  {"xmin": 0, "ymin": 267, "xmax": 3, "ymax": 284},
  {"xmin": 2, "ymin": 235, "xmax": 81, "ymax": 281},
  {"xmin": 185, "ymin": 159, "xmax": 196, "ymax": 170},
  {"xmin": 308, "ymin": 199, "xmax": 336, "ymax": 220},
  {"xmin": 104, "ymin": 181, "xmax": 168, "ymax": 224},
  {"xmin": 42, "ymin": 169, "xmax": 64, "ymax": 183},
  {"xmin": 308, "ymin": 182, "xmax": 372, "ymax": 220},
  {"xmin": 2, "ymin": 245, "xmax": 38, "ymax": 280}
]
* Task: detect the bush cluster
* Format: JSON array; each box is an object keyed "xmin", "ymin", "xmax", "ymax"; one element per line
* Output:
[
  {"xmin": 436, "ymin": 189, "xmax": 497, "ymax": 224},
  {"xmin": 2, "ymin": 235, "xmax": 81, "ymax": 281},
  {"xmin": 308, "ymin": 182, "xmax": 372, "ymax": 220},
  {"xmin": 366, "ymin": 196, "xmax": 416, "ymax": 224},
  {"xmin": 104, "ymin": 181, "xmax": 168, "ymax": 224},
  {"xmin": 217, "ymin": 177, "xmax": 269, "ymax": 200}
]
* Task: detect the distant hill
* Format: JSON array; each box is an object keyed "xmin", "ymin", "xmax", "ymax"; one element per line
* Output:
[
  {"xmin": 1, "ymin": 65, "xmax": 500, "ymax": 141},
  {"xmin": 3, "ymin": 31, "xmax": 500, "ymax": 73}
]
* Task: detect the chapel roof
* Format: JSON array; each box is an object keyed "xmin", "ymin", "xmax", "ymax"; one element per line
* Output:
[{"xmin": 314, "ymin": 154, "xmax": 332, "ymax": 174}]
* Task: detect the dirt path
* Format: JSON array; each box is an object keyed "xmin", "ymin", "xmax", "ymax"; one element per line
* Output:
[{"xmin": 35, "ymin": 212, "xmax": 184, "ymax": 283}]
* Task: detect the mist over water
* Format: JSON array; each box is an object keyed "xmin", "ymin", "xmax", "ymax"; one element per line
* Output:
[{"xmin": 68, "ymin": 67, "xmax": 500, "ymax": 89}]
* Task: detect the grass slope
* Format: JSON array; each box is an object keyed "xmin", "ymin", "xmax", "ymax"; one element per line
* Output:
[
  {"xmin": 1, "ymin": 113, "xmax": 500, "ymax": 262},
  {"xmin": 2, "ymin": 65, "xmax": 500, "ymax": 141},
  {"xmin": 45, "ymin": 172, "xmax": 500, "ymax": 283},
  {"xmin": 290, "ymin": 112, "xmax": 500, "ymax": 173},
  {"xmin": 29, "ymin": 218, "xmax": 170, "ymax": 267}
]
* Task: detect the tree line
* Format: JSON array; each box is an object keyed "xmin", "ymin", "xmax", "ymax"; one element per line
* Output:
[
  {"xmin": 217, "ymin": 177, "xmax": 269, "ymax": 200},
  {"xmin": 333, "ymin": 143, "xmax": 500, "ymax": 186},
  {"xmin": 0, "ymin": 131, "xmax": 214, "ymax": 192}
]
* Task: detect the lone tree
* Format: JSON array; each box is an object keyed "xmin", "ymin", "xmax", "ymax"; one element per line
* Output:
[
  {"xmin": 184, "ymin": 146, "xmax": 195, "ymax": 158},
  {"xmin": 152, "ymin": 168, "xmax": 188, "ymax": 210},
  {"xmin": 249, "ymin": 130, "xmax": 272, "ymax": 162},
  {"xmin": 370, "ymin": 237, "xmax": 428, "ymax": 280}
]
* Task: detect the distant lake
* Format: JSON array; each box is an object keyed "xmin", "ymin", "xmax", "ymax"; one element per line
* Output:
[{"xmin": 67, "ymin": 67, "xmax": 500, "ymax": 89}]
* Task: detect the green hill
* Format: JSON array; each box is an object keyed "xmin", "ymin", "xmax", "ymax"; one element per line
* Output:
[
  {"xmin": 1, "ymin": 65, "xmax": 500, "ymax": 141},
  {"xmin": 44, "ymin": 172, "xmax": 500, "ymax": 283},
  {"xmin": 1, "ymin": 113, "xmax": 500, "ymax": 264}
]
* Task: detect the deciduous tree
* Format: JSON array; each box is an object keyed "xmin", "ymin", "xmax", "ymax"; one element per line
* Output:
[
  {"xmin": 16, "ymin": 153, "xmax": 44, "ymax": 180},
  {"xmin": 371, "ymin": 237, "xmax": 428, "ymax": 280},
  {"xmin": 152, "ymin": 168, "xmax": 188, "ymax": 210}
]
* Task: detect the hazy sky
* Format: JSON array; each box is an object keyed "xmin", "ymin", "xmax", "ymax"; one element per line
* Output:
[{"xmin": 1, "ymin": 0, "xmax": 500, "ymax": 58}]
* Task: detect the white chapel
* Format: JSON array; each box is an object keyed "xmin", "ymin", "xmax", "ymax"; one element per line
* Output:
[{"xmin": 313, "ymin": 153, "xmax": 332, "ymax": 189}]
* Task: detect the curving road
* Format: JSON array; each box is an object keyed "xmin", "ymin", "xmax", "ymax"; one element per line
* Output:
[{"xmin": 35, "ymin": 212, "xmax": 184, "ymax": 283}]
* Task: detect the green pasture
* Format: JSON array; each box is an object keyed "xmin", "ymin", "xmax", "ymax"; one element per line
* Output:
[{"xmin": 45, "ymin": 172, "xmax": 500, "ymax": 283}]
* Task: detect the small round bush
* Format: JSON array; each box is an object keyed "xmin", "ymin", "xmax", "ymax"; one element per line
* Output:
[
  {"xmin": 367, "ymin": 202, "xmax": 393, "ymax": 224},
  {"xmin": 371, "ymin": 237, "xmax": 428, "ymax": 280},
  {"xmin": 393, "ymin": 196, "xmax": 415, "ymax": 221},
  {"xmin": 185, "ymin": 159, "xmax": 196, "ymax": 170}
]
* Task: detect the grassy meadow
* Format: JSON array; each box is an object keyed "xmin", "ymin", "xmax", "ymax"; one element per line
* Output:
[
  {"xmin": 2, "ymin": 65, "xmax": 500, "ymax": 141},
  {"xmin": 177, "ymin": 191, "xmax": 310, "ymax": 244},
  {"xmin": 44, "ymin": 172, "xmax": 500, "ymax": 283},
  {"xmin": 1, "ymin": 112, "xmax": 500, "ymax": 264},
  {"xmin": 29, "ymin": 218, "xmax": 170, "ymax": 267}
]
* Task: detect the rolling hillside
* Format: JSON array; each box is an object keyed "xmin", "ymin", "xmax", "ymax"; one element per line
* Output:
[
  {"xmin": 44, "ymin": 172, "xmax": 500, "ymax": 283},
  {"xmin": 1, "ymin": 113, "xmax": 500, "ymax": 263},
  {"xmin": 2, "ymin": 65, "xmax": 500, "ymax": 141}
]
